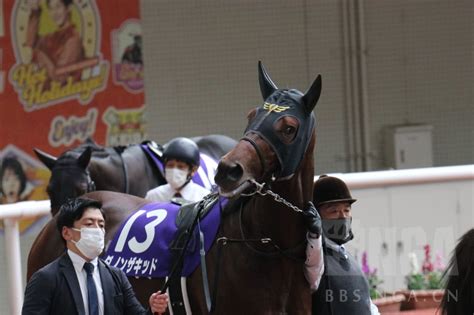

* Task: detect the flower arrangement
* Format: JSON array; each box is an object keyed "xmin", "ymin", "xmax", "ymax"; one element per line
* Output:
[
  {"xmin": 362, "ymin": 251, "xmax": 384, "ymax": 299},
  {"xmin": 405, "ymin": 244, "xmax": 445, "ymax": 290}
]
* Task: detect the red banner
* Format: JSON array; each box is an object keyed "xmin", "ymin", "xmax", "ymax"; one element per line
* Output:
[{"xmin": 0, "ymin": 0, "xmax": 145, "ymax": 233}]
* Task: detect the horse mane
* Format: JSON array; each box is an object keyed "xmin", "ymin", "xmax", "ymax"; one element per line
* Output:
[
  {"xmin": 440, "ymin": 228, "xmax": 474, "ymax": 314},
  {"xmin": 59, "ymin": 142, "xmax": 116, "ymax": 162}
]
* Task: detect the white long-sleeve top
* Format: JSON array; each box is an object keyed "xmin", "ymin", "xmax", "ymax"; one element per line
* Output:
[{"xmin": 304, "ymin": 233, "xmax": 324, "ymax": 291}]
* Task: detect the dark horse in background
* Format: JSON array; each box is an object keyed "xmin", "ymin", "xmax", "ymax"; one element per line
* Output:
[
  {"xmin": 34, "ymin": 135, "xmax": 237, "ymax": 216},
  {"xmin": 27, "ymin": 62, "xmax": 322, "ymax": 314}
]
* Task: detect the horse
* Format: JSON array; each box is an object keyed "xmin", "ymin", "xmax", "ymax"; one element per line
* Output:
[
  {"xmin": 34, "ymin": 135, "xmax": 237, "ymax": 216},
  {"xmin": 440, "ymin": 228, "xmax": 474, "ymax": 314},
  {"xmin": 27, "ymin": 61, "xmax": 322, "ymax": 314}
]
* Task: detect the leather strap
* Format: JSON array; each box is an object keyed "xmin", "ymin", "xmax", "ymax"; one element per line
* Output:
[
  {"xmin": 198, "ymin": 221, "xmax": 212, "ymax": 312},
  {"xmin": 240, "ymin": 136, "xmax": 266, "ymax": 177}
]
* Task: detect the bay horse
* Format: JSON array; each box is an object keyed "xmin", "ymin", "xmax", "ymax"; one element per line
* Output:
[
  {"xmin": 34, "ymin": 135, "xmax": 237, "ymax": 216},
  {"xmin": 27, "ymin": 62, "xmax": 322, "ymax": 314}
]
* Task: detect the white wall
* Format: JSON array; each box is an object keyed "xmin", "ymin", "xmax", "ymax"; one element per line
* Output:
[{"xmin": 342, "ymin": 169, "xmax": 474, "ymax": 291}]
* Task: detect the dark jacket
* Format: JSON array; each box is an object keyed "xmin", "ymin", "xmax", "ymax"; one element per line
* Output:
[
  {"xmin": 22, "ymin": 253, "xmax": 151, "ymax": 315},
  {"xmin": 312, "ymin": 238, "xmax": 372, "ymax": 315}
]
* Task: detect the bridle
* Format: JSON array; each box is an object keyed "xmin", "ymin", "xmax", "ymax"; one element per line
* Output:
[
  {"xmin": 240, "ymin": 131, "xmax": 284, "ymax": 189},
  {"xmin": 240, "ymin": 135, "xmax": 267, "ymax": 178},
  {"xmin": 52, "ymin": 166, "xmax": 96, "ymax": 193}
]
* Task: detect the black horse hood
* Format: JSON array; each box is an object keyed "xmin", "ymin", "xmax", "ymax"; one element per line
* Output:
[{"xmin": 244, "ymin": 62, "xmax": 322, "ymax": 179}]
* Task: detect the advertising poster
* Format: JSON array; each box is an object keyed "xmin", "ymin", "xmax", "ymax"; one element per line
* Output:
[{"xmin": 0, "ymin": 0, "xmax": 146, "ymax": 234}]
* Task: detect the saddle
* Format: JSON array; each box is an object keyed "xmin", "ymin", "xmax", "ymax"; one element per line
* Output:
[{"xmin": 141, "ymin": 140, "xmax": 164, "ymax": 159}]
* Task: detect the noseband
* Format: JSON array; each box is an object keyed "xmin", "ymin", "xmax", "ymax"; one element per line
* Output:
[{"xmin": 240, "ymin": 136, "xmax": 267, "ymax": 178}]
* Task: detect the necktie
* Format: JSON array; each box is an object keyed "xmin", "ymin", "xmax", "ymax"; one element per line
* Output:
[
  {"xmin": 174, "ymin": 192, "xmax": 182, "ymax": 197},
  {"xmin": 83, "ymin": 262, "xmax": 99, "ymax": 315}
]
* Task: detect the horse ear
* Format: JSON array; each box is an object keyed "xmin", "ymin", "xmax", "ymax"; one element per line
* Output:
[
  {"xmin": 302, "ymin": 75, "xmax": 322, "ymax": 114},
  {"xmin": 85, "ymin": 137, "xmax": 97, "ymax": 145},
  {"xmin": 77, "ymin": 147, "xmax": 92, "ymax": 169},
  {"xmin": 33, "ymin": 148, "xmax": 57, "ymax": 171},
  {"xmin": 258, "ymin": 61, "xmax": 278, "ymax": 100}
]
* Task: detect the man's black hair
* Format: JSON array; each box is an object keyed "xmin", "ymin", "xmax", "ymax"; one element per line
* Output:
[{"xmin": 56, "ymin": 198, "xmax": 106, "ymax": 238}]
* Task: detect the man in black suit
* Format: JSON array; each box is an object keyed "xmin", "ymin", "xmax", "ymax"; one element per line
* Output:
[{"xmin": 22, "ymin": 197, "xmax": 168, "ymax": 315}]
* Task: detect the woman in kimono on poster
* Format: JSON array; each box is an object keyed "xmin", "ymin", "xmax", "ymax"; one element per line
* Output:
[{"xmin": 26, "ymin": 0, "xmax": 85, "ymax": 84}]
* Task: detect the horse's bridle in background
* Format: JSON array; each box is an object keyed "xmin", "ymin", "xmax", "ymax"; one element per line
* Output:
[
  {"xmin": 86, "ymin": 170, "xmax": 96, "ymax": 192},
  {"xmin": 52, "ymin": 166, "xmax": 96, "ymax": 194}
]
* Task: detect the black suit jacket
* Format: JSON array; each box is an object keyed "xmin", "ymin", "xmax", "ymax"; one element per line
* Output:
[{"xmin": 22, "ymin": 253, "xmax": 152, "ymax": 315}]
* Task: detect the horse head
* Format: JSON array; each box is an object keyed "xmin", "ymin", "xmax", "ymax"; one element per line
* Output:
[
  {"xmin": 215, "ymin": 61, "xmax": 321, "ymax": 197},
  {"xmin": 34, "ymin": 146, "xmax": 96, "ymax": 215}
]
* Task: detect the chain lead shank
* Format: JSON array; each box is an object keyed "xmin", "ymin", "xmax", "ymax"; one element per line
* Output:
[{"xmin": 245, "ymin": 179, "xmax": 303, "ymax": 213}]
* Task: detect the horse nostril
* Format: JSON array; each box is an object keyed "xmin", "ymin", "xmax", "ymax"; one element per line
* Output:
[
  {"xmin": 227, "ymin": 163, "xmax": 243, "ymax": 182},
  {"xmin": 215, "ymin": 161, "xmax": 244, "ymax": 185}
]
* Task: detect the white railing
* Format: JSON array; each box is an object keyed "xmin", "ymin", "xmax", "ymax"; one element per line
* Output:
[
  {"xmin": 321, "ymin": 164, "xmax": 474, "ymax": 188},
  {"xmin": 1, "ymin": 164, "xmax": 473, "ymax": 314},
  {"xmin": 0, "ymin": 200, "xmax": 50, "ymax": 315}
]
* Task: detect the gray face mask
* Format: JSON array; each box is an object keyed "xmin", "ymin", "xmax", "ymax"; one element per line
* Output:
[{"xmin": 322, "ymin": 218, "xmax": 354, "ymax": 245}]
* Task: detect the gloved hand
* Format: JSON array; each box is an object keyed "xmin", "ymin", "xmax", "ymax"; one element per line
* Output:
[{"xmin": 302, "ymin": 201, "xmax": 322, "ymax": 238}]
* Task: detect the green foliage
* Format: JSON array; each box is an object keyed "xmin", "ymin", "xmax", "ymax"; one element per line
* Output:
[
  {"xmin": 426, "ymin": 270, "xmax": 443, "ymax": 289},
  {"xmin": 361, "ymin": 251, "xmax": 384, "ymax": 299},
  {"xmin": 367, "ymin": 273, "xmax": 384, "ymax": 299},
  {"xmin": 405, "ymin": 245, "xmax": 445, "ymax": 290},
  {"xmin": 406, "ymin": 273, "xmax": 426, "ymax": 290}
]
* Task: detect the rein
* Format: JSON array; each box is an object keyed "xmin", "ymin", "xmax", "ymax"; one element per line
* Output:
[
  {"xmin": 217, "ymin": 178, "xmax": 307, "ymax": 261},
  {"xmin": 236, "ymin": 201, "xmax": 306, "ymax": 261},
  {"xmin": 205, "ymin": 181, "xmax": 307, "ymax": 312},
  {"xmin": 114, "ymin": 147, "xmax": 129, "ymax": 194}
]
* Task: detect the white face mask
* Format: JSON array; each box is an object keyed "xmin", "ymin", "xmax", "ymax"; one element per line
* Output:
[
  {"xmin": 165, "ymin": 167, "xmax": 189, "ymax": 190},
  {"xmin": 71, "ymin": 227, "xmax": 105, "ymax": 260}
]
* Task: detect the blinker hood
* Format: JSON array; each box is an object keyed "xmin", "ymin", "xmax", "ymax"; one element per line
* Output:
[
  {"xmin": 244, "ymin": 61, "xmax": 322, "ymax": 179},
  {"xmin": 244, "ymin": 92, "xmax": 315, "ymax": 178}
]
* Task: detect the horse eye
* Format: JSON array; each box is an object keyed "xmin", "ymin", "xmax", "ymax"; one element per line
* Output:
[{"xmin": 284, "ymin": 126, "xmax": 296, "ymax": 135}]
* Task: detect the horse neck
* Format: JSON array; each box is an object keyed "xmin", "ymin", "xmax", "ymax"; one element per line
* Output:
[
  {"xmin": 89, "ymin": 145, "xmax": 164, "ymax": 195},
  {"xmin": 243, "ymin": 132, "xmax": 315, "ymax": 248},
  {"xmin": 87, "ymin": 149, "xmax": 124, "ymax": 192}
]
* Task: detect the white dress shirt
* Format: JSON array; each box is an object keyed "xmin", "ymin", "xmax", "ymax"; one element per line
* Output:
[
  {"xmin": 145, "ymin": 180, "xmax": 210, "ymax": 203},
  {"xmin": 68, "ymin": 250, "xmax": 104, "ymax": 315}
]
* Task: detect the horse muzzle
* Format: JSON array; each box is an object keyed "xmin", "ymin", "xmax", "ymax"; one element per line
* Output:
[{"xmin": 215, "ymin": 159, "xmax": 254, "ymax": 197}]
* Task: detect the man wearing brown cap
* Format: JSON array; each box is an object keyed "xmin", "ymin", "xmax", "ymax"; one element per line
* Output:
[{"xmin": 311, "ymin": 175, "xmax": 380, "ymax": 315}]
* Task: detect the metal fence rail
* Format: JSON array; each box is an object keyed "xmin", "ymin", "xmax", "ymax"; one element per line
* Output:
[{"xmin": 0, "ymin": 200, "xmax": 50, "ymax": 315}]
